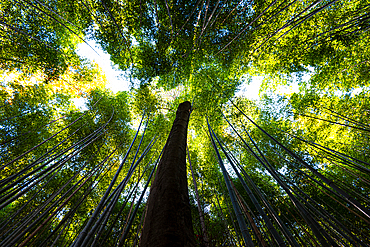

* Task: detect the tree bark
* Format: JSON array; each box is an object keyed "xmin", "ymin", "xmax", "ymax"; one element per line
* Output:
[{"xmin": 140, "ymin": 101, "xmax": 195, "ymax": 247}]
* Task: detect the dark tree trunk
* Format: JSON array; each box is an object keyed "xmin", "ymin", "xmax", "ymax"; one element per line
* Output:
[{"xmin": 140, "ymin": 101, "xmax": 195, "ymax": 247}]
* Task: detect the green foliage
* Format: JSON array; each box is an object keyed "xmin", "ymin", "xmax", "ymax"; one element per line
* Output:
[
  {"xmin": 0, "ymin": 0, "xmax": 92, "ymax": 79},
  {"xmin": 1, "ymin": 0, "xmax": 370, "ymax": 246}
]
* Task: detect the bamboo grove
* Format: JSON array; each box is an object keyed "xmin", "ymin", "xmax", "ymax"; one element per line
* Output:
[{"xmin": 1, "ymin": 0, "xmax": 369, "ymax": 246}]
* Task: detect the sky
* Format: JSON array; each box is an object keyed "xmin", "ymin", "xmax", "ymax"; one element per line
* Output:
[
  {"xmin": 74, "ymin": 41, "xmax": 301, "ymax": 108},
  {"xmin": 77, "ymin": 41, "xmax": 130, "ymax": 93},
  {"xmin": 73, "ymin": 41, "xmax": 130, "ymax": 109}
]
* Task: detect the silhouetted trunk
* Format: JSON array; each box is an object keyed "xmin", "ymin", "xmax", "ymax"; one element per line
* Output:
[
  {"xmin": 187, "ymin": 145, "xmax": 209, "ymax": 247},
  {"xmin": 140, "ymin": 101, "xmax": 195, "ymax": 247},
  {"xmin": 229, "ymin": 177, "xmax": 267, "ymax": 247}
]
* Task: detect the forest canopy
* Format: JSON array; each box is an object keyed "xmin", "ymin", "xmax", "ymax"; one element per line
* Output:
[{"xmin": 0, "ymin": 0, "xmax": 369, "ymax": 246}]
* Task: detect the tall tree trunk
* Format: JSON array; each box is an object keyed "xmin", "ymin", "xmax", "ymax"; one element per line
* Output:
[
  {"xmin": 229, "ymin": 176, "xmax": 267, "ymax": 247},
  {"xmin": 187, "ymin": 145, "xmax": 210, "ymax": 247},
  {"xmin": 140, "ymin": 101, "xmax": 195, "ymax": 247}
]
